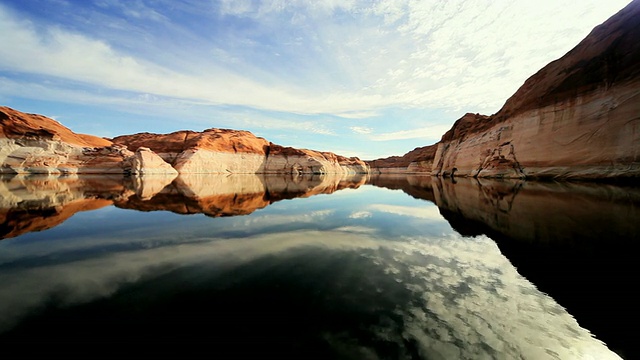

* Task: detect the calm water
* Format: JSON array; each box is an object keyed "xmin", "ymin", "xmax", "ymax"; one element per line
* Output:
[{"xmin": 0, "ymin": 173, "xmax": 636, "ymax": 359}]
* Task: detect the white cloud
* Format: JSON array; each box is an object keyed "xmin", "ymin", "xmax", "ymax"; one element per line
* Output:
[
  {"xmin": 349, "ymin": 211, "xmax": 372, "ymax": 219},
  {"xmin": 0, "ymin": 0, "xmax": 632, "ymax": 130},
  {"xmin": 0, "ymin": 228, "xmax": 621, "ymax": 359},
  {"xmin": 350, "ymin": 126, "xmax": 372, "ymax": 135},
  {"xmin": 370, "ymin": 124, "xmax": 452, "ymax": 142},
  {"xmin": 370, "ymin": 204, "xmax": 442, "ymax": 220}
]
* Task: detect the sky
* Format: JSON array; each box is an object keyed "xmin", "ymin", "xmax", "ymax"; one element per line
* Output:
[{"xmin": 0, "ymin": 0, "xmax": 632, "ymax": 160}]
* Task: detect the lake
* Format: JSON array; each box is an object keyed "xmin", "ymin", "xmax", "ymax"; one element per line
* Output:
[{"xmin": 0, "ymin": 173, "xmax": 636, "ymax": 359}]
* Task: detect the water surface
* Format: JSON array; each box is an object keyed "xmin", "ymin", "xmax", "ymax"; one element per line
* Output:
[{"xmin": 0, "ymin": 173, "xmax": 636, "ymax": 359}]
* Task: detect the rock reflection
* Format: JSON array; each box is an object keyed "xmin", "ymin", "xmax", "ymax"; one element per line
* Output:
[
  {"xmin": 0, "ymin": 173, "xmax": 631, "ymax": 358},
  {"xmin": 0, "ymin": 173, "xmax": 368, "ymax": 239},
  {"xmin": 0, "ymin": 175, "xmax": 129, "ymax": 240},
  {"xmin": 368, "ymin": 175, "xmax": 639, "ymax": 358}
]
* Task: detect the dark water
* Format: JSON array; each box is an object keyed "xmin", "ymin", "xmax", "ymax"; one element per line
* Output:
[{"xmin": 0, "ymin": 173, "xmax": 636, "ymax": 359}]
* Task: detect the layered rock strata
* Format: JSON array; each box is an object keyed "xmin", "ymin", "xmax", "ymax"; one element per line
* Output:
[
  {"xmin": 1, "ymin": 106, "xmax": 368, "ymax": 175},
  {"xmin": 368, "ymin": 1, "xmax": 640, "ymax": 180},
  {"xmin": 368, "ymin": 144, "xmax": 437, "ymax": 174},
  {"xmin": 0, "ymin": 106, "xmax": 131, "ymax": 174},
  {"xmin": 433, "ymin": 2, "xmax": 640, "ymax": 179},
  {"xmin": 112, "ymin": 130, "xmax": 369, "ymax": 175}
]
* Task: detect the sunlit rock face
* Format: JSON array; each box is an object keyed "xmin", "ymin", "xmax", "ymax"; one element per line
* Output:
[
  {"xmin": 1, "ymin": 107, "xmax": 367, "ymax": 176},
  {"xmin": 127, "ymin": 147, "xmax": 178, "ymax": 176},
  {"xmin": 113, "ymin": 131, "xmax": 369, "ymax": 175},
  {"xmin": 264, "ymin": 144, "xmax": 369, "ymax": 175},
  {"xmin": 366, "ymin": 2, "xmax": 640, "ymax": 179},
  {"xmin": 112, "ymin": 128, "xmax": 271, "ymax": 174},
  {"xmin": 0, "ymin": 106, "xmax": 132, "ymax": 174},
  {"xmin": 432, "ymin": 2, "xmax": 640, "ymax": 179}
]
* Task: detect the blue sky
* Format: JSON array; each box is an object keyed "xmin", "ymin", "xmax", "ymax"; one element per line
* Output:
[{"xmin": 0, "ymin": 0, "xmax": 631, "ymax": 159}]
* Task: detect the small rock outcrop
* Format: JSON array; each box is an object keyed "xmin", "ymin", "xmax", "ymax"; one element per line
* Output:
[
  {"xmin": 128, "ymin": 147, "xmax": 179, "ymax": 176},
  {"xmin": 265, "ymin": 144, "xmax": 368, "ymax": 175}
]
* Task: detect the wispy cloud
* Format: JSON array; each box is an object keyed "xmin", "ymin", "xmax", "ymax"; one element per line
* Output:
[
  {"xmin": 350, "ymin": 126, "xmax": 372, "ymax": 135},
  {"xmin": 370, "ymin": 204, "xmax": 442, "ymax": 220},
  {"xmin": 370, "ymin": 124, "xmax": 453, "ymax": 142},
  {"xmin": 0, "ymin": 0, "xmax": 632, "ymax": 158},
  {"xmin": 0, "ymin": 1, "xmax": 629, "ymax": 115}
]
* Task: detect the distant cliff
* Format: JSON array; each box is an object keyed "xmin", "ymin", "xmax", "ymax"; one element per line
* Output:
[
  {"xmin": 369, "ymin": 0, "xmax": 640, "ymax": 180},
  {"xmin": 367, "ymin": 144, "xmax": 437, "ymax": 174},
  {"xmin": 0, "ymin": 106, "xmax": 368, "ymax": 175}
]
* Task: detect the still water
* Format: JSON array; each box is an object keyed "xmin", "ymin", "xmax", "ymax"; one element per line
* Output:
[{"xmin": 0, "ymin": 173, "xmax": 636, "ymax": 359}]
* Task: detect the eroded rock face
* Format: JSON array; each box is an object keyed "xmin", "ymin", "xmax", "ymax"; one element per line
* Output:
[
  {"xmin": 367, "ymin": 1, "xmax": 640, "ymax": 179},
  {"xmin": 0, "ymin": 106, "xmax": 133, "ymax": 174},
  {"xmin": 2, "ymin": 107, "xmax": 367, "ymax": 175},
  {"xmin": 264, "ymin": 144, "xmax": 368, "ymax": 175},
  {"xmin": 128, "ymin": 147, "xmax": 179, "ymax": 176},
  {"xmin": 368, "ymin": 144, "xmax": 437, "ymax": 174},
  {"xmin": 113, "ymin": 130, "xmax": 369, "ymax": 175},
  {"xmin": 432, "ymin": 2, "xmax": 640, "ymax": 179}
]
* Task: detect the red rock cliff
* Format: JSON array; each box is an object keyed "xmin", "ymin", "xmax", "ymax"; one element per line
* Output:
[
  {"xmin": 1, "ymin": 106, "xmax": 367, "ymax": 175},
  {"xmin": 431, "ymin": 1, "xmax": 640, "ymax": 179}
]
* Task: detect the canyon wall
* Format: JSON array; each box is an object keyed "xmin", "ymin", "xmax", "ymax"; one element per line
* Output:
[
  {"xmin": 432, "ymin": 1, "xmax": 640, "ymax": 179},
  {"xmin": 1, "ymin": 106, "xmax": 368, "ymax": 175},
  {"xmin": 368, "ymin": 1, "xmax": 640, "ymax": 180},
  {"xmin": 368, "ymin": 144, "xmax": 437, "ymax": 174}
]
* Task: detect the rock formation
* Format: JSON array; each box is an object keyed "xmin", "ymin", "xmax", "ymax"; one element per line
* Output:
[
  {"xmin": 366, "ymin": 175, "xmax": 638, "ymax": 357},
  {"xmin": 127, "ymin": 147, "xmax": 179, "ymax": 176},
  {"xmin": 368, "ymin": 144, "xmax": 437, "ymax": 174},
  {"xmin": 0, "ymin": 106, "xmax": 131, "ymax": 174},
  {"xmin": 369, "ymin": 1, "xmax": 640, "ymax": 180},
  {"xmin": 1, "ymin": 106, "xmax": 368, "ymax": 175},
  {"xmin": 112, "ymin": 131, "xmax": 369, "ymax": 175}
]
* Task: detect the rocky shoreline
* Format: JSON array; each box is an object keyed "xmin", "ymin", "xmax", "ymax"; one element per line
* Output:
[{"xmin": 0, "ymin": 106, "xmax": 369, "ymax": 176}]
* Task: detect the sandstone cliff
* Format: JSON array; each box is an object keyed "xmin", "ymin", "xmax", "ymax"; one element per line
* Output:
[
  {"xmin": 1, "ymin": 107, "xmax": 368, "ymax": 175},
  {"xmin": 0, "ymin": 106, "xmax": 131, "ymax": 174},
  {"xmin": 432, "ymin": 1, "xmax": 640, "ymax": 179},
  {"xmin": 112, "ymin": 130, "xmax": 368, "ymax": 175},
  {"xmin": 368, "ymin": 1, "xmax": 640, "ymax": 179},
  {"xmin": 368, "ymin": 144, "xmax": 437, "ymax": 174}
]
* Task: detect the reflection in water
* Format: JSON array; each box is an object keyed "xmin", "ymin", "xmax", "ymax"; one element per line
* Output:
[
  {"xmin": 0, "ymin": 174, "xmax": 634, "ymax": 359},
  {"xmin": 433, "ymin": 179, "xmax": 640, "ymax": 356},
  {"xmin": 370, "ymin": 175, "xmax": 638, "ymax": 359},
  {"xmin": 0, "ymin": 173, "xmax": 369, "ymax": 238}
]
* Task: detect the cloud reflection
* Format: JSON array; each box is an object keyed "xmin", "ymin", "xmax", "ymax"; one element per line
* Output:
[{"xmin": 0, "ymin": 224, "xmax": 620, "ymax": 359}]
